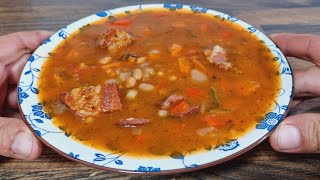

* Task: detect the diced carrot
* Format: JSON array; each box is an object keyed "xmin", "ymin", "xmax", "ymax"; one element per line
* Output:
[
  {"xmin": 185, "ymin": 87, "xmax": 206, "ymax": 98},
  {"xmin": 204, "ymin": 115, "xmax": 227, "ymax": 126},
  {"xmin": 171, "ymin": 101, "xmax": 189, "ymax": 115},
  {"xmin": 192, "ymin": 58, "xmax": 207, "ymax": 74},
  {"xmin": 101, "ymin": 62, "xmax": 121, "ymax": 69},
  {"xmin": 156, "ymin": 79, "xmax": 167, "ymax": 95},
  {"xmin": 221, "ymin": 31, "xmax": 232, "ymax": 38},
  {"xmin": 110, "ymin": 19, "xmax": 131, "ymax": 26},
  {"xmin": 156, "ymin": 79, "xmax": 167, "ymax": 90},
  {"xmin": 169, "ymin": 43, "xmax": 182, "ymax": 56},
  {"xmin": 178, "ymin": 57, "xmax": 191, "ymax": 74}
]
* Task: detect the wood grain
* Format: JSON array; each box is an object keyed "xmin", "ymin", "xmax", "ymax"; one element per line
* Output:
[{"xmin": 0, "ymin": 0, "xmax": 320, "ymax": 179}]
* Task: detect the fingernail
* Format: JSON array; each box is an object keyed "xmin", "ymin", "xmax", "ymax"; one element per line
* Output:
[
  {"xmin": 278, "ymin": 124, "xmax": 302, "ymax": 150},
  {"xmin": 11, "ymin": 131, "xmax": 33, "ymax": 158}
]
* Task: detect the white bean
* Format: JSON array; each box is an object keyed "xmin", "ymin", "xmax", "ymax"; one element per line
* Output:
[
  {"xmin": 105, "ymin": 79, "xmax": 119, "ymax": 84},
  {"xmin": 125, "ymin": 77, "xmax": 136, "ymax": 88},
  {"xmin": 196, "ymin": 127, "xmax": 216, "ymax": 137},
  {"xmin": 158, "ymin": 110, "xmax": 168, "ymax": 118},
  {"xmin": 132, "ymin": 69, "xmax": 143, "ymax": 80},
  {"xmin": 145, "ymin": 67, "xmax": 155, "ymax": 76},
  {"xmin": 191, "ymin": 69, "xmax": 208, "ymax": 82},
  {"xmin": 99, "ymin": 56, "xmax": 112, "ymax": 64},
  {"xmin": 126, "ymin": 89, "xmax": 138, "ymax": 100},
  {"xmin": 137, "ymin": 57, "xmax": 147, "ymax": 64},
  {"xmin": 119, "ymin": 72, "xmax": 132, "ymax": 82},
  {"xmin": 139, "ymin": 83, "xmax": 155, "ymax": 92}
]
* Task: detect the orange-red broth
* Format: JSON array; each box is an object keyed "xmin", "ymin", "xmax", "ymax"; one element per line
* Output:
[{"xmin": 38, "ymin": 10, "xmax": 280, "ymax": 157}]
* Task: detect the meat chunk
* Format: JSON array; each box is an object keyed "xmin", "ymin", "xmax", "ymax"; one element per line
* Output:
[
  {"xmin": 98, "ymin": 29, "xmax": 133, "ymax": 53},
  {"xmin": 101, "ymin": 83, "xmax": 124, "ymax": 113},
  {"xmin": 60, "ymin": 83, "xmax": 123, "ymax": 117},
  {"xmin": 118, "ymin": 118, "xmax": 150, "ymax": 127},
  {"xmin": 205, "ymin": 45, "xmax": 232, "ymax": 70},
  {"xmin": 160, "ymin": 93, "xmax": 185, "ymax": 109},
  {"xmin": 60, "ymin": 85, "xmax": 102, "ymax": 117},
  {"xmin": 170, "ymin": 106, "xmax": 200, "ymax": 117}
]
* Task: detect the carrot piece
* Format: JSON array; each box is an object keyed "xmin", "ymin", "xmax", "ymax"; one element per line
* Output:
[
  {"xmin": 156, "ymin": 79, "xmax": 167, "ymax": 90},
  {"xmin": 101, "ymin": 62, "xmax": 121, "ymax": 69},
  {"xmin": 204, "ymin": 115, "xmax": 227, "ymax": 126},
  {"xmin": 185, "ymin": 87, "xmax": 206, "ymax": 98},
  {"xmin": 171, "ymin": 101, "xmax": 189, "ymax": 115},
  {"xmin": 110, "ymin": 19, "xmax": 131, "ymax": 26},
  {"xmin": 178, "ymin": 57, "xmax": 191, "ymax": 74},
  {"xmin": 156, "ymin": 79, "xmax": 167, "ymax": 95},
  {"xmin": 192, "ymin": 58, "xmax": 207, "ymax": 74},
  {"xmin": 169, "ymin": 43, "xmax": 182, "ymax": 56}
]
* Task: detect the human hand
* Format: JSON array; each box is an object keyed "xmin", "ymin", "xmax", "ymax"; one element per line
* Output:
[
  {"xmin": 269, "ymin": 33, "xmax": 320, "ymax": 153},
  {"xmin": 0, "ymin": 31, "xmax": 52, "ymax": 160}
]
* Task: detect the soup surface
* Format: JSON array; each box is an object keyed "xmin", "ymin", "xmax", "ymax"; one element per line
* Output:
[{"xmin": 38, "ymin": 9, "xmax": 280, "ymax": 157}]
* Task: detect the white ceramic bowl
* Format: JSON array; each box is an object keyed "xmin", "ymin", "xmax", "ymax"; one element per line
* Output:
[{"xmin": 18, "ymin": 4, "xmax": 293, "ymax": 174}]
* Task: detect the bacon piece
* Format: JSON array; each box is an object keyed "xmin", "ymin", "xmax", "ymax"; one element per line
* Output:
[
  {"xmin": 60, "ymin": 83, "xmax": 123, "ymax": 117},
  {"xmin": 118, "ymin": 118, "xmax": 150, "ymax": 127},
  {"xmin": 60, "ymin": 85, "xmax": 102, "ymax": 117},
  {"xmin": 101, "ymin": 83, "xmax": 124, "ymax": 112},
  {"xmin": 160, "ymin": 93, "xmax": 185, "ymax": 109},
  {"xmin": 170, "ymin": 106, "xmax": 200, "ymax": 117},
  {"xmin": 205, "ymin": 45, "xmax": 232, "ymax": 70},
  {"xmin": 98, "ymin": 29, "xmax": 133, "ymax": 53}
]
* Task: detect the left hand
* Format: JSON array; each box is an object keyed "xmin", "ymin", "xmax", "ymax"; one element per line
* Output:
[{"xmin": 0, "ymin": 31, "xmax": 52, "ymax": 160}]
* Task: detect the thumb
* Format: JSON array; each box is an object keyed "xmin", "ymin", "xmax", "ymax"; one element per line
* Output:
[
  {"xmin": 269, "ymin": 113, "xmax": 320, "ymax": 153},
  {"xmin": 0, "ymin": 117, "xmax": 42, "ymax": 160}
]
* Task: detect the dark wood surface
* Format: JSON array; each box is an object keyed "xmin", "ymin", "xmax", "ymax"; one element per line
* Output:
[{"xmin": 1, "ymin": 0, "xmax": 320, "ymax": 179}]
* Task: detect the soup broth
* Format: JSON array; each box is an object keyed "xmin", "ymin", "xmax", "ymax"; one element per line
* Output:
[{"xmin": 38, "ymin": 9, "xmax": 280, "ymax": 157}]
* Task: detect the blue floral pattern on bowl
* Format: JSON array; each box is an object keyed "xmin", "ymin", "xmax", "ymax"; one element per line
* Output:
[{"xmin": 18, "ymin": 4, "xmax": 293, "ymax": 174}]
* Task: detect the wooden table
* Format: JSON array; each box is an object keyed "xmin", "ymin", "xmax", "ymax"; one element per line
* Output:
[{"xmin": 1, "ymin": 0, "xmax": 320, "ymax": 179}]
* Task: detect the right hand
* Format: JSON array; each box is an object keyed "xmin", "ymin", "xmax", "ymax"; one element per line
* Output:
[{"xmin": 269, "ymin": 33, "xmax": 320, "ymax": 153}]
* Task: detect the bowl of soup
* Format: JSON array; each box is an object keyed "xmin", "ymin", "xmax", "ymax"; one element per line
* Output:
[{"xmin": 18, "ymin": 4, "xmax": 293, "ymax": 174}]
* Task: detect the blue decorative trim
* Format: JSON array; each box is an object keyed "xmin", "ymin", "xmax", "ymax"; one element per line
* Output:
[
  {"xmin": 217, "ymin": 140, "xmax": 240, "ymax": 151},
  {"xmin": 227, "ymin": 15, "xmax": 239, "ymax": 22},
  {"xmin": 96, "ymin": 11, "xmax": 109, "ymax": 17},
  {"xmin": 163, "ymin": 4, "xmax": 183, "ymax": 10},
  {"xmin": 92, "ymin": 153, "xmax": 124, "ymax": 166},
  {"xmin": 170, "ymin": 152, "xmax": 199, "ymax": 168},
  {"xmin": 18, "ymin": 54, "xmax": 47, "ymax": 104},
  {"xmin": 135, "ymin": 166, "xmax": 161, "ymax": 172},
  {"xmin": 190, "ymin": 6, "xmax": 208, "ymax": 13},
  {"xmin": 69, "ymin": 152, "xmax": 80, "ymax": 159},
  {"xmin": 256, "ymin": 112, "xmax": 283, "ymax": 132}
]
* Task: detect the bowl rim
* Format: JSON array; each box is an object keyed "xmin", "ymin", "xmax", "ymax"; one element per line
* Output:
[{"xmin": 17, "ymin": 3, "xmax": 294, "ymax": 174}]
